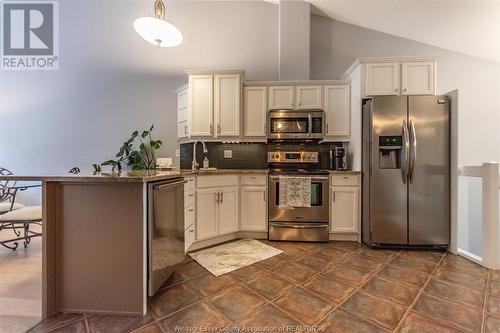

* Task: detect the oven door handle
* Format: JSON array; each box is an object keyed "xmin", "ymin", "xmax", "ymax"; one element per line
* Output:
[
  {"xmin": 271, "ymin": 224, "xmax": 329, "ymax": 229},
  {"xmin": 269, "ymin": 175, "xmax": 329, "ymax": 181}
]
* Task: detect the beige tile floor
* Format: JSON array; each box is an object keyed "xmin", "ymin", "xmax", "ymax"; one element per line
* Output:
[{"xmin": 0, "ymin": 224, "xmax": 42, "ymax": 333}]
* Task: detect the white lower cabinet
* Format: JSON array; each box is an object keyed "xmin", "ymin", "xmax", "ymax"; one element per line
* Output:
[
  {"xmin": 195, "ymin": 186, "xmax": 239, "ymax": 240},
  {"xmin": 330, "ymin": 175, "xmax": 361, "ymax": 239},
  {"xmin": 240, "ymin": 186, "xmax": 267, "ymax": 231},
  {"xmin": 218, "ymin": 186, "xmax": 239, "ymax": 234},
  {"xmin": 196, "ymin": 188, "xmax": 219, "ymax": 240},
  {"xmin": 185, "ymin": 224, "xmax": 195, "ymax": 252}
]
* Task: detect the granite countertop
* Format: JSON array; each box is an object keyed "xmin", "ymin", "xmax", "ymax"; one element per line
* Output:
[{"xmin": 0, "ymin": 168, "xmax": 270, "ymax": 183}]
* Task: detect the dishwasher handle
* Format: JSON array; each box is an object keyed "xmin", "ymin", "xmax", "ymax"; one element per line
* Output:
[{"xmin": 153, "ymin": 178, "xmax": 187, "ymax": 190}]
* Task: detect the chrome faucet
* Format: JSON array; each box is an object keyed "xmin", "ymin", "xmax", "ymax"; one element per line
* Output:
[{"xmin": 192, "ymin": 141, "xmax": 208, "ymax": 170}]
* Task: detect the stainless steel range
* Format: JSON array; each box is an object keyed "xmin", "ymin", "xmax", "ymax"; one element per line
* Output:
[{"xmin": 267, "ymin": 149, "xmax": 329, "ymax": 242}]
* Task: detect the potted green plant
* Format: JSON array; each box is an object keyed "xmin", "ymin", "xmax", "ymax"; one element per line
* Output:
[{"xmin": 93, "ymin": 125, "xmax": 162, "ymax": 173}]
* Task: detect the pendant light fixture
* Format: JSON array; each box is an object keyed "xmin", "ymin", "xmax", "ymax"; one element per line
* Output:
[{"xmin": 133, "ymin": 0, "xmax": 183, "ymax": 47}]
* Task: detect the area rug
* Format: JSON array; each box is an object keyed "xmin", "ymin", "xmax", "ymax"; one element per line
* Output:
[{"xmin": 189, "ymin": 238, "xmax": 283, "ymax": 276}]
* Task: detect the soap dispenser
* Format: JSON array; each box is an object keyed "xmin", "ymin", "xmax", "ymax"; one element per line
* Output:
[{"xmin": 203, "ymin": 156, "xmax": 209, "ymax": 169}]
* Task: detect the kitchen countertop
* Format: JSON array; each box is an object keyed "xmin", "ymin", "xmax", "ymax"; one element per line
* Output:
[
  {"xmin": 0, "ymin": 168, "xmax": 270, "ymax": 183},
  {"xmin": 0, "ymin": 168, "xmax": 360, "ymax": 183}
]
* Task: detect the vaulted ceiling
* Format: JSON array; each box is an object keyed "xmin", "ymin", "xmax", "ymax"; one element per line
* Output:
[{"xmin": 306, "ymin": 0, "xmax": 500, "ymax": 63}]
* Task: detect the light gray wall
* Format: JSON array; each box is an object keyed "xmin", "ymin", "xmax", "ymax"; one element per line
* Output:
[
  {"xmin": 278, "ymin": 1, "xmax": 310, "ymax": 80},
  {"xmin": 0, "ymin": 0, "xmax": 279, "ymax": 205},
  {"xmin": 310, "ymin": 15, "xmax": 500, "ymax": 166}
]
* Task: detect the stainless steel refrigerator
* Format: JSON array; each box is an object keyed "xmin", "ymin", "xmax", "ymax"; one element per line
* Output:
[{"xmin": 362, "ymin": 95, "xmax": 450, "ymax": 248}]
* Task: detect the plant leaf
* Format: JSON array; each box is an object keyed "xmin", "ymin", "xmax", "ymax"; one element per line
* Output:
[
  {"xmin": 150, "ymin": 124, "xmax": 154, "ymax": 131},
  {"xmin": 141, "ymin": 130, "xmax": 149, "ymax": 138}
]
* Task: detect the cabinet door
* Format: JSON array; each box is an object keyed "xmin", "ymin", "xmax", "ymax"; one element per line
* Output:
[
  {"xmin": 330, "ymin": 186, "xmax": 359, "ymax": 233},
  {"xmin": 324, "ymin": 85, "xmax": 350, "ymax": 137},
  {"xmin": 184, "ymin": 224, "xmax": 195, "ymax": 252},
  {"xmin": 177, "ymin": 121, "xmax": 188, "ymax": 139},
  {"xmin": 240, "ymin": 186, "xmax": 267, "ymax": 231},
  {"xmin": 177, "ymin": 88, "xmax": 188, "ymax": 122},
  {"xmin": 243, "ymin": 86, "xmax": 267, "ymax": 137},
  {"xmin": 268, "ymin": 86, "xmax": 294, "ymax": 109},
  {"xmin": 196, "ymin": 188, "xmax": 218, "ymax": 240},
  {"xmin": 365, "ymin": 63, "xmax": 400, "ymax": 96},
  {"xmin": 218, "ymin": 186, "xmax": 239, "ymax": 234},
  {"xmin": 401, "ymin": 62, "xmax": 435, "ymax": 95},
  {"xmin": 214, "ymin": 74, "xmax": 241, "ymax": 137},
  {"xmin": 189, "ymin": 75, "xmax": 214, "ymax": 136},
  {"xmin": 296, "ymin": 86, "xmax": 322, "ymax": 109}
]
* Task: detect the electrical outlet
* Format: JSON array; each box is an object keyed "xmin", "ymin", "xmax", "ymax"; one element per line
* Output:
[
  {"xmin": 175, "ymin": 149, "xmax": 180, "ymax": 157},
  {"xmin": 224, "ymin": 150, "xmax": 232, "ymax": 159}
]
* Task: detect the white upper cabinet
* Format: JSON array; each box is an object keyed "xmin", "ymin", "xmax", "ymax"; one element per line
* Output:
[
  {"xmin": 355, "ymin": 58, "xmax": 437, "ymax": 97},
  {"xmin": 177, "ymin": 87, "xmax": 188, "ymax": 122},
  {"xmin": 365, "ymin": 63, "xmax": 400, "ymax": 96},
  {"xmin": 214, "ymin": 74, "xmax": 241, "ymax": 137},
  {"xmin": 189, "ymin": 75, "xmax": 214, "ymax": 136},
  {"xmin": 324, "ymin": 85, "xmax": 350, "ymax": 137},
  {"xmin": 243, "ymin": 86, "xmax": 267, "ymax": 137},
  {"xmin": 296, "ymin": 86, "xmax": 322, "ymax": 109},
  {"xmin": 401, "ymin": 62, "xmax": 435, "ymax": 95},
  {"xmin": 268, "ymin": 86, "xmax": 294, "ymax": 109}
]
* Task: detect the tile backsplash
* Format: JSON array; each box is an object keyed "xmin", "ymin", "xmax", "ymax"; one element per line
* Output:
[
  {"xmin": 180, "ymin": 141, "xmax": 346, "ymax": 170},
  {"xmin": 180, "ymin": 142, "xmax": 268, "ymax": 169}
]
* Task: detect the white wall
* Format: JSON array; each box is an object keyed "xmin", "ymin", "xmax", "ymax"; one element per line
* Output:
[
  {"xmin": 0, "ymin": 0, "xmax": 279, "ymax": 205},
  {"xmin": 310, "ymin": 15, "xmax": 500, "ymax": 167},
  {"xmin": 278, "ymin": 1, "xmax": 310, "ymax": 80}
]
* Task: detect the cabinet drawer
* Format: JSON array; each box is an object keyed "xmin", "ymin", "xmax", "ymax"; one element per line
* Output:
[
  {"xmin": 196, "ymin": 175, "xmax": 238, "ymax": 188},
  {"xmin": 330, "ymin": 174, "xmax": 359, "ymax": 186},
  {"xmin": 185, "ymin": 224, "xmax": 195, "ymax": 252},
  {"xmin": 240, "ymin": 174, "xmax": 267, "ymax": 186},
  {"xmin": 185, "ymin": 177, "xmax": 196, "ymax": 191},
  {"xmin": 185, "ymin": 190, "xmax": 195, "ymax": 208},
  {"xmin": 185, "ymin": 207, "xmax": 195, "ymax": 230}
]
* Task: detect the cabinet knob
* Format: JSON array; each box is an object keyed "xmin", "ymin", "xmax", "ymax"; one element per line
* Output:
[
  {"xmin": 189, "ymin": 228, "xmax": 194, "ymax": 233},
  {"xmin": 403, "ymin": 88, "xmax": 407, "ymax": 92},
  {"xmin": 188, "ymin": 208, "xmax": 194, "ymax": 212},
  {"xmin": 394, "ymin": 88, "xmax": 398, "ymax": 92}
]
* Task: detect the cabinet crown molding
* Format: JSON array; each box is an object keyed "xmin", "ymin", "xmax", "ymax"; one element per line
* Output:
[
  {"xmin": 341, "ymin": 56, "xmax": 439, "ymax": 80},
  {"xmin": 174, "ymin": 84, "xmax": 188, "ymax": 93},
  {"xmin": 245, "ymin": 80, "xmax": 350, "ymax": 86},
  {"xmin": 185, "ymin": 69, "xmax": 246, "ymax": 77}
]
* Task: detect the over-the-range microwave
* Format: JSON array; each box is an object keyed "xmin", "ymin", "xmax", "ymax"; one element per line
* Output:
[{"xmin": 268, "ymin": 109, "xmax": 324, "ymax": 140}]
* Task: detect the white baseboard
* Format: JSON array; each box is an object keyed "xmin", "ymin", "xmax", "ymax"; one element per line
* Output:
[
  {"xmin": 188, "ymin": 231, "xmax": 267, "ymax": 252},
  {"xmin": 457, "ymin": 248, "xmax": 483, "ymax": 265},
  {"xmin": 188, "ymin": 231, "xmax": 360, "ymax": 252},
  {"xmin": 329, "ymin": 233, "xmax": 360, "ymax": 242}
]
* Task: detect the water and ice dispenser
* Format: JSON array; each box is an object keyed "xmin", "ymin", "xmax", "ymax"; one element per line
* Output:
[{"xmin": 378, "ymin": 136, "xmax": 402, "ymax": 169}]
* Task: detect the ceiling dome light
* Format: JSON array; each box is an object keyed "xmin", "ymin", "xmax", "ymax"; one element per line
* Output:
[{"xmin": 133, "ymin": 0, "xmax": 183, "ymax": 47}]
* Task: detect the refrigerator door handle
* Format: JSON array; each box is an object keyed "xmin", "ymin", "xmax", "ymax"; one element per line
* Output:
[
  {"xmin": 409, "ymin": 119, "xmax": 417, "ymax": 183},
  {"xmin": 402, "ymin": 120, "xmax": 410, "ymax": 184}
]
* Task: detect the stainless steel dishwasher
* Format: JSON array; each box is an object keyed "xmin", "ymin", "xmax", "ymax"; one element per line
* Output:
[{"xmin": 148, "ymin": 177, "xmax": 186, "ymax": 296}]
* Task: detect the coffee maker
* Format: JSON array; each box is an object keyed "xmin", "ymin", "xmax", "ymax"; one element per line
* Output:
[{"xmin": 331, "ymin": 147, "xmax": 348, "ymax": 171}]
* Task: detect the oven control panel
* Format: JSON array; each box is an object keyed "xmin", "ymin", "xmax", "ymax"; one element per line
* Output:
[{"xmin": 268, "ymin": 151, "xmax": 319, "ymax": 163}]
